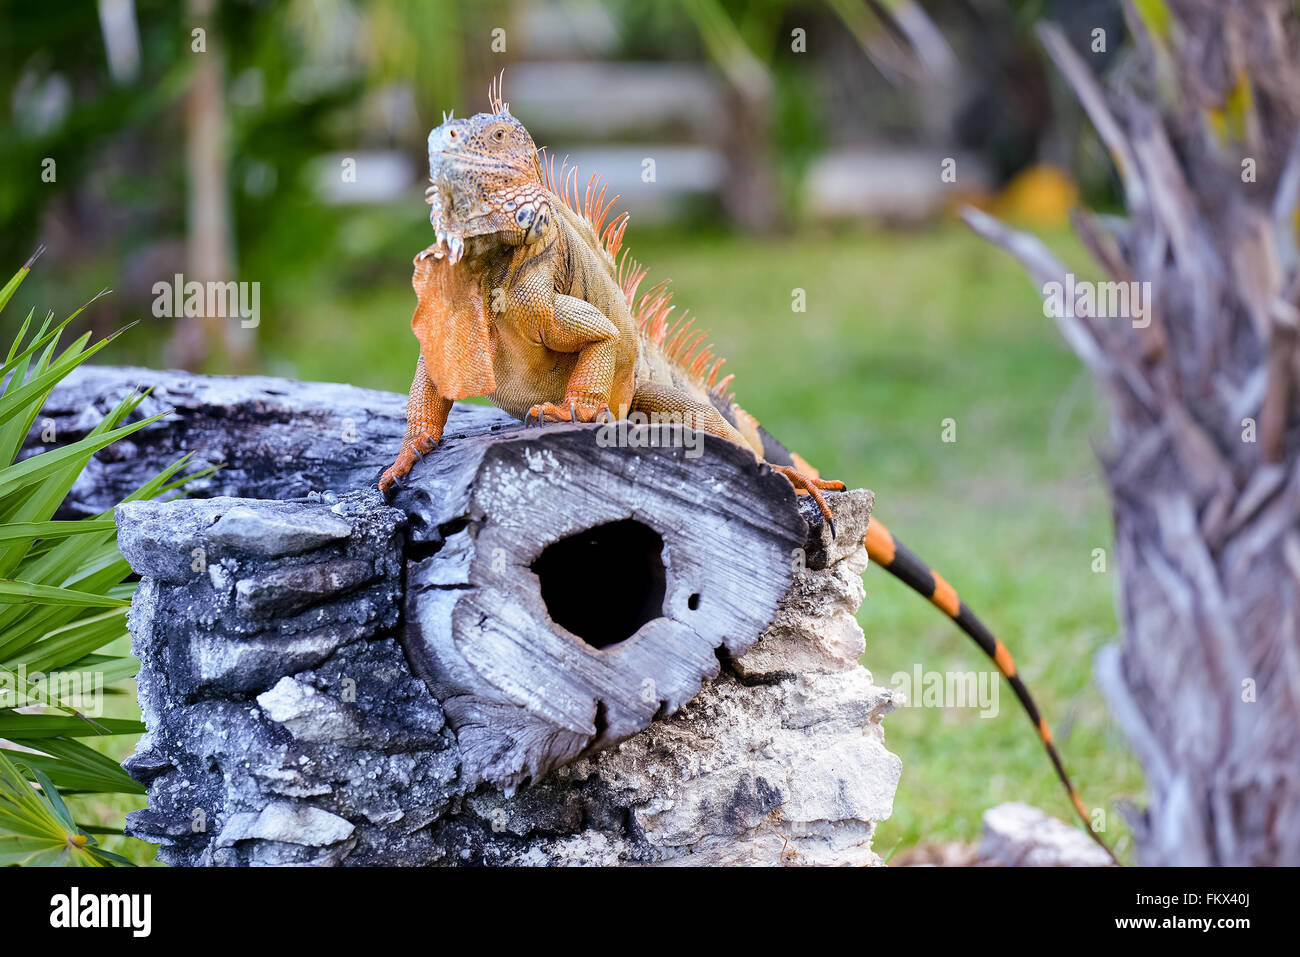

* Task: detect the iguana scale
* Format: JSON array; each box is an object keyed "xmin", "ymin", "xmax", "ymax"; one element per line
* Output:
[{"xmin": 379, "ymin": 77, "xmax": 1118, "ymax": 865}]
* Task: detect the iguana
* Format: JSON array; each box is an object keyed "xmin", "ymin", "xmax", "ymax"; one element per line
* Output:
[{"xmin": 379, "ymin": 77, "xmax": 1118, "ymax": 865}]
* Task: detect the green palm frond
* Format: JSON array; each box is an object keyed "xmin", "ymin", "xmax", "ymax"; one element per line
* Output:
[
  {"xmin": 0, "ymin": 254, "xmax": 205, "ymax": 865},
  {"xmin": 0, "ymin": 748, "xmax": 130, "ymax": 866}
]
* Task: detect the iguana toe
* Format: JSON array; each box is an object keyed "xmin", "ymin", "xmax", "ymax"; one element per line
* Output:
[
  {"xmin": 769, "ymin": 464, "xmax": 844, "ymax": 539},
  {"xmin": 526, "ymin": 399, "xmax": 609, "ymax": 424},
  {"xmin": 379, "ymin": 431, "xmax": 440, "ymax": 494},
  {"xmin": 378, "ymin": 462, "xmax": 407, "ymax": 495}
]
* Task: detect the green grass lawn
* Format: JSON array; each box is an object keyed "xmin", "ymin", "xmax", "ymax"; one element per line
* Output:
[{"xmin": 72, "ymin": 219, "xmax": 1145, "ymax": 863}]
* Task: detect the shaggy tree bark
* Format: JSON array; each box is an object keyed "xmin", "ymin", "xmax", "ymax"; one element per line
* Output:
[{"xmin": 966, "ymin": 1, "xmax": 1300, "ymax": 865}]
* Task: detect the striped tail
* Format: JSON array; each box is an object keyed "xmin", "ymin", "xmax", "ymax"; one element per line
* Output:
[{"xmin": 864, "ymin": 518, "xmax": 1119, "ymax": 865}]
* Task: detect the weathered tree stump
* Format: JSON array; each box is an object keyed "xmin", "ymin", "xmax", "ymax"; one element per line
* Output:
[
  {"xmin": 46, "ymin": 366, "xmax": 900, "ymax": 865},
  {"xmin": 394, "ymin": 424, "xmax": 807, "ymax": 790}
]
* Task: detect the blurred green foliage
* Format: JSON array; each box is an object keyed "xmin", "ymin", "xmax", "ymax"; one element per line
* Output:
[{"xmin": 1, "ymin": 0, "xmax": 503, "ymax": 365}]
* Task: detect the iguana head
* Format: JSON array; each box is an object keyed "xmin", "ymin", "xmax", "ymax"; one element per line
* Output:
[{"xmin": 425, "ymin": 78, "xmax": 548, "ymax": 264}]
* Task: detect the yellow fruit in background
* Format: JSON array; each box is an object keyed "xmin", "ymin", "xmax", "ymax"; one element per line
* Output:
[{"xmin": 993, "ymin": 165, "xmax": 1079, "ymax": 228}]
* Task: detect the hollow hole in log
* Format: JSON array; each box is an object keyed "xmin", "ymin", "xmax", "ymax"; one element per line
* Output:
[
  {"xmin": 688, "ymin": 593, "xmax": 701, "ymax": 610},
  {"xmin": 531, "ymin": 519, "xmax": 666, "ymax": 649}
]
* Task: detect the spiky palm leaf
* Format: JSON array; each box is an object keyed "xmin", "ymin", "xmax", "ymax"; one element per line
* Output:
[{"xmin": 0, "ymin": 253, "xmax": 203, "ymax": 865}]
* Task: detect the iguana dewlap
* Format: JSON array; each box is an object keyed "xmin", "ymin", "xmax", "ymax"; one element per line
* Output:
[{"xmin": 378, "ymin": 79, "xmax": 1117, "ymax": 865}]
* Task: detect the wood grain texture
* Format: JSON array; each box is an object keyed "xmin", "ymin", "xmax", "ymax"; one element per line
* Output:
[{"xmin": 395, "ymin": 424, "xmax": 808, "ymax": 790}]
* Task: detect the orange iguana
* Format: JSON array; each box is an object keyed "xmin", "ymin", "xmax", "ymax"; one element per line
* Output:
[{"xmin": 379, "ymin": 77, "xmax": 1118, "ymax": 865}]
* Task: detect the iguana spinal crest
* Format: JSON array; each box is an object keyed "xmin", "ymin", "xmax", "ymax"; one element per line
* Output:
[{"xmin": 378, "ymin": 76, "xmax": 1118, "ymax": 865}]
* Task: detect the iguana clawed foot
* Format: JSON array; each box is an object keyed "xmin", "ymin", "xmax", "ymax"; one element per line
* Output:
[
  {"xmin": 525, "ymin": 397, "xmax": 610, "ymax": 425},
  {"xmin": 379, "ymin": 431, "xmax": 440, "ymax": 494},
  {"xmin": 769, "ymin": 464, "xmax": 846, "ymax": 539}
]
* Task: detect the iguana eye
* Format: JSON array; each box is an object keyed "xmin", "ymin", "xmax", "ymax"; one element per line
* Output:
[{"xmin": 492, "ymin": 126, "xmax": 507, "ymax": 143}]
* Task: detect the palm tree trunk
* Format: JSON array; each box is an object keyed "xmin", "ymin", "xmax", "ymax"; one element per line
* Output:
[
  {"xmin": 170, "ymin": 0, "xmax": 248, "ymax": 370},
  {"xmin": 967, "ymin": 0, "xmax": 1300, "ymax": 865}
]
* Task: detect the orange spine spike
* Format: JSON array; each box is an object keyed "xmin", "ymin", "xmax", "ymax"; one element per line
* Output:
[
  {"xmin": 650, "ymin": 299, "xmax": 675, "ymax": 340},
  {"xmin": 688, "ymin": 347, "xmax": 714, "ymax": 378},
  {"xmin": 664, "ymin": 317, "xmax": 695, "ymax": 357},
  {"xmin": 656, "ymin": 308, "xmax": 682, "ymax": 342},
  {"xmin": 623, "ymin": 264, "xmax": 648, "ymax": 307},
  {"xmin": 606, "ymin": 215, "xmax": 630, "ymax": 257},
  {"xmin": 636, "ymin": 291, "xmax": 664, "ymax": 335},
  {"xmin": 596, "ymin": 195, "xmax": 621, "ymax": 237},
  {"xmin": 645, "ymin": 308, "xmax": 662, "ymax": 340},
  {"xmin": 705, "ymin": 358, "xmax": 726, "ymax": 388},
  {"xmin": 593, "ymin": 184, "xmax": 610, "ymax": 233},
  {"xmin": 637, "ymin": 278, "xmax": 670, "ymax": 307},
  {"xmin": 654, "ymin": 307, "xmax": 681, "ymax": 345},
  {"xmin": 676, "ymin": 330, "xmax": 707, "ymax": 364},
  {"xmin": 543, "ymin": 150, "xmax": 557, "ymax": 191},
  {"xmin": 654, "ymin": 302, "xmax": 680, "ymax": 334},
  {"xmin": 615, "ymin": 216, "xmax": 630, "ymax": 250}
]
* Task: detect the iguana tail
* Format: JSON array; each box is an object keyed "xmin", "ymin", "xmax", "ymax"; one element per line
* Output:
[
  {"xmin": 703, "ymin": 407, "xmax": 1119, "ymax": 861},
  {"xmin": 862, "ymin": 518, "xmax": 1119, "ymax": 865}
]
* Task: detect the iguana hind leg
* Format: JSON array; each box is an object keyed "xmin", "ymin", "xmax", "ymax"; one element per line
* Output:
[
  {"xmin": 629, "ymin": 384, "xmax": 750, "ymax": 446},
  {"xmin": 380, "ymin": 355, "xmax": 453, "ymax": 493},
  {"xmin": 527, "ymin": 294, "xmax": 624, "ymax": 423},
  {"xmin": 629, "ymin": 384, "xmax": 846, "ymax": 534}
]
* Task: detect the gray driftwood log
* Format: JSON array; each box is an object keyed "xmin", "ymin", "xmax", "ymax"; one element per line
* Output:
[{"xmin": 40, "ymin": 366, "xmax": 901, "ymax": 865}]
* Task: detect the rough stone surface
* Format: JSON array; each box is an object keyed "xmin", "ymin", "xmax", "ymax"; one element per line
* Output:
[
  {"xmin": 978, "ymin": 802, "xmax": 1115, "ymax": 867},
  {"xmin": 28, "ymin": 364, "xmax": 511, "ymax": 516}
]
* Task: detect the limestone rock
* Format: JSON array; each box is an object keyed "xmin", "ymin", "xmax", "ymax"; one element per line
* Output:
[{"xmin": 979, "ymin": 801, "xmax": 1116, "ymax": 867}]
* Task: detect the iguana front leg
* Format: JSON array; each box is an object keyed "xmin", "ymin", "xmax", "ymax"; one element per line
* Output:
[
  {"xmin": 379, "ymin": 354, "xmax": 453, "ymax": 493},
  {"xmin": 527, "ymin": 294, "xmax": 620, "ymax": 423}
]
